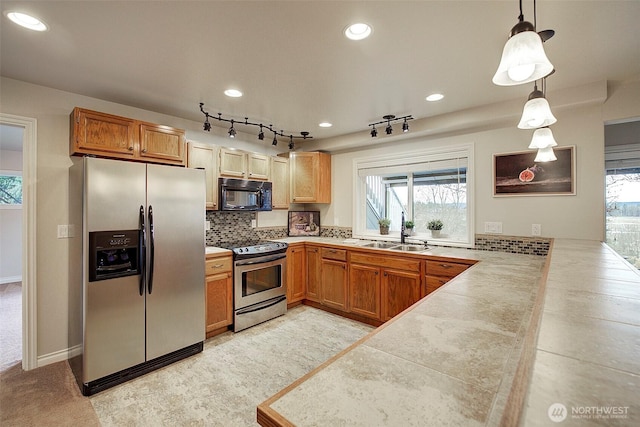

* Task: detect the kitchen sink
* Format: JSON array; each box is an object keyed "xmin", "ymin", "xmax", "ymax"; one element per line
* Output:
[
  {"xmin": 361, "ymin": 242, "xmax": 399, "ymax": 249},
  {"xmin": 390, "ymin": 244, "xmax": 425, "ymax": 252}
]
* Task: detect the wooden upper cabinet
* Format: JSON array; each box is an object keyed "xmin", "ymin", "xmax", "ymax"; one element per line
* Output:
[
  {"xmin": 187, "ymin": 142, "xmax": 218, "ymax": 210},
  {"xmin": 219, "ymin": 148, "xmax": 270, "ymax": 180},
  {"xmin": 290, "ymin": 151, "xmax": 331, "ymax": 203},
  {"xmin": 270, "ymin": 156, "xmax": 290, "ymax": 209},
  {"xmin": 139, "ymin": 123, "xmax": 185, "ymax": 165},
  {"xmin": 248, "ymin": 153, "xmax": 269, "ymax": 180},
  {"xmin": 70, "ymin": 107, "xmax": 186, "ymax": 166},
  {"xmin": 71, "ymin": 108, "xmax": 137, "ymax": 157}
]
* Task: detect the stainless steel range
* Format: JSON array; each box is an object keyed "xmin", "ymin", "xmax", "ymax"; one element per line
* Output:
[{"xmin": 220, "ymin": 240, "xmax": 288, "ymax": 332}]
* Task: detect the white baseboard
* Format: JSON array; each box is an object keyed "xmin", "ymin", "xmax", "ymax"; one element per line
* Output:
[
  {"xmin": 37, "ymin": 344, "xmax": 81, "ymax": 367},
  {"xmin": 0, "ymin": 275, "xmax": 22, "ymax": 285}
]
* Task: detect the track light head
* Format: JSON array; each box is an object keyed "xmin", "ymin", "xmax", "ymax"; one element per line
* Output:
[
  {"xmin": 228, "ymin": 120, "xmax": 236, "ymax": 138},
  {"xmin": 371, "ymin": 126, "xmax": 377, "ymax": 138},
  {"xmin": 385, "ymin": 124, "xmax": 393, "ymax": 135},
  {"xmin": 272, "ymin": 133, "xmax": 278, "ymax": 146},
  {"xmin": 203, "ymin": 119, "xmax": 211, "ymax": 132},
  {"xmin": 288, "ymin": 141, "xmax": 294, "ymax": 150},
  {"xmin": 402, "ymin": 119, "xmax": 409, "ymax": 132},
  {"xmin": 258, "ymin": 124, "xmax": 265, "ymax": 140}
]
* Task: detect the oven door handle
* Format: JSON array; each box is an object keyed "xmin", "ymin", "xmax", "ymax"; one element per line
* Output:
[
  {"xmin": 235, "ymin": 296, "xmax": 287, "ymax": 315},
  {"xmin": 234, "ymin": 253, "xmax": 286, "ymax": 266}
]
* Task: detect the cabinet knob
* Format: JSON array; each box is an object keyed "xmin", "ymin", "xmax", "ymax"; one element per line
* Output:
[
  {"xmin": 440, "ymin": 264, "xmax": 452, "ymax": 269},
  {"xmin": 142, "ymin": 149, "xmax": 147, "ymax": 153},
  {"xmin": 128, "ymin": 146, "xmax": 134, "ymax": 151}
]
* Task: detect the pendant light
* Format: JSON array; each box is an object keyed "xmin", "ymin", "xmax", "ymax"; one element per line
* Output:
[
  {"xmin": 518, "ymin": 79, "xmax": 557, "ymax": 129},
  {"xmin": 492, "ymin": 0, "xmax": 554, "ymax": 86},
  {"xmin": 534, "ymin": 146, "xmax": 557, "ymax": 162},
  {"xmin": 528, "ymin": 126, "xmax": 557, "ymax": 149}
]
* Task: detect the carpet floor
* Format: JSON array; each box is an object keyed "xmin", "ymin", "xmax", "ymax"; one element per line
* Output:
[
  {"xmin": 0, "ymin": 305, "xmax": 373, "ymax": 426},
  {"xmin": 0, "ymin": 282, "xmax": 22, "ymax": 371}
]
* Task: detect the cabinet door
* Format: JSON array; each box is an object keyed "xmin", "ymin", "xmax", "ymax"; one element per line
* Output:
[
  {"xmin": 187, "ymin": 142, "xmax": 218, "ymax": 210},
  {"xmin": 286, "ymin": 244, "xmax": 306, "ymax": 303},
  {"xmin": 71, "ymin": 108, "xmax": 137, "ymax": 157},
  {"xmin": 321, "ymin": 259, "xmax": 348, "ymax": 311},
  {"xmin": 219, "ymin": 148, "xmax": 247, "ymax": 178},
  {"xmin": 349, "ymin": 264, "xmax": 381, "ymax": 320},
  {"xmin": 306, "ymin": 246, "xmax": 321, "ymax": 302},
  {"xmin": 139, "ymin": 123, "xmax": 185, "ymax": 165},
  {"xmin": 271, "ymin": 157, "xmax": 290, "ymax": 209},
  {"xmin": 290, "ymin": 152, "xmax": 331, "ymax": 203},
  {"xmin": 205, "ymin": 272, "xmax": 233, "ymax": 333},
  {"xmin": 247, "ymin": 153, "xmax": 269, "ymax": 180},
  {"xmin": 382, "ymin": 269, "xmax": 422, "ymax": 322}
]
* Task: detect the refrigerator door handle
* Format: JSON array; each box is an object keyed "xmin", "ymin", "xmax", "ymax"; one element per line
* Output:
[
  {"xmin": 148, "ymin": 205, "xmax": 155, "ymax": 294},
  {"xmin": 138, "ymin": 205, "xmax": 146, "ymax": 296}
]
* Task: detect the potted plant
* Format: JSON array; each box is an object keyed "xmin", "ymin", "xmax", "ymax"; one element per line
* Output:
[
  {"xmin": 404, "ymin": 220, "xmax": 415, "ymax": 236},
  {"xmin": 378, "ymin": 218, "xmax": 391, "ymax": 235},
  {"xmin": 427, "ymin": 219, "xmax": 443, "ymax": 238}
]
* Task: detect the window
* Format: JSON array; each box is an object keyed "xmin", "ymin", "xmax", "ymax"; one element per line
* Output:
[
  {"xmin": 0, "ymin": 170, "xmax": 22, "ymax": 208},
  {"xmin": 354, "ymin": 144, "xmax": 474, "ymax": 247},
  {"xmin": 605, "ymin": 143, "xmax": 640, "ymax": 269}
]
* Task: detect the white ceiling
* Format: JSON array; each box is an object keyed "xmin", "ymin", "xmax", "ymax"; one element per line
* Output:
[{"xmin": 1, "ymin": 1, "xmax": 639, "ymax": 144}]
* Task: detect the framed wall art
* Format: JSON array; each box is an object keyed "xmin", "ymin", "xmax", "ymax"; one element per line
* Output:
[
  {"xmin": 493, "ymin": 146, "xmax": 576, "ymax": 196},
  {"xmin": 288, "ymin": 211, "xmax": 321, "ymax": 236}
]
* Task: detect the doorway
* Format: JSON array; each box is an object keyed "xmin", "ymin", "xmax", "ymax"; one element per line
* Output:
[
  {"xmin": 605, "ymin": 120, "xmax": 640, "ymax": 269},
  {"xmin": 0, "ymin": 114, "xmax": 37, "ymax": 370}
]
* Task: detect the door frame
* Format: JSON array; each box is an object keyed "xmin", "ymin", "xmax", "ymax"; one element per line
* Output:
[{"xmin": 1, "ymin": 113, "xmax": 37, "ymax": 370}]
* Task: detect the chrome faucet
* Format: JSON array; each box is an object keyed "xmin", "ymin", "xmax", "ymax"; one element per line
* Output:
[{"xmin": 400, "ymin": 211, "xmax": 408, "ymax": 244}]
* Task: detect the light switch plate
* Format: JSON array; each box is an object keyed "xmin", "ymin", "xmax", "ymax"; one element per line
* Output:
[
  {"xmin": 57, "ymin": 225, "xmax": 68, "ymax": 238},
  {"xmin": 484, "ymin": 222, "xmax": 503, "ymax": 234}
]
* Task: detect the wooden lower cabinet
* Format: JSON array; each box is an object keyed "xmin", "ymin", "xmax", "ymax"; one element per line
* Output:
[
  {"xmin": 348, "ymin": 264, "xmax": 381, "ymax": 320},
  {"xmin": 286, "ymin": 244, "xmax": 306, "ymax": 304},
  {"xmin": 306, "ymin": 246, "xmax": 322, "ymax": 302},
  {"xmin": 205, "ymin": 253, "xmax": 233, "ymax": 337},
  {"xmin": 382, "ymin": 268, "xmax": 422, "ymax": 322},
  {"xmin": 424, "ymin": 259, "xmax": 472, "ymax": 295},
  {"xmin": 320, "ymin": 259, "xmax": 348, "ymax": 311}
]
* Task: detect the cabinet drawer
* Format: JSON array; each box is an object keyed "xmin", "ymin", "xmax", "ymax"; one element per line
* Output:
[
  {"xmin": 425, "ymin": 260, "xmax": 469, "ymax": 278},
  {"xmin": 205, "ymin": 256, "xmax": 233, "ymax": 275},
  {"xmin": 350, "ymin": 252, "xmax": 421, "ymax": 273},
  {"xmin": 321, "ymin": 247, "xmax": 347, "ymax": 261},
  {"xmin": 425, "ymin": 275, "xmax": 449, "ymax": 294}
]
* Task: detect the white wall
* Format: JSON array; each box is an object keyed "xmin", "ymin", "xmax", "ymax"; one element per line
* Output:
[
  {"xmin": 0, "ymin": 149, "xmax": 23, "ymax": 283},
  {"xmin": 0, "ymin": 77, "xmax": 287, "ymax": 362},
  {"xmin": 0, "ymin": 75, "xmax": 638, "ymax": 363},
  {"xmin": 321, "ymin": 80, "xmax": 640, "ymax": 240}
]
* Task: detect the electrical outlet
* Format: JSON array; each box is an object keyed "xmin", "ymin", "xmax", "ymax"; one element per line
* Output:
[
  {"xmin": 484, "ymin": 222, "xmax": 503, "ymax": 234},
  {"xmin": 532, "ymin": 224, "xmax": 541, "ymax": 236},
  {"xmin": 205, "ymin": 220, "xmax": 211, "ymax": 231},
  {"xmin": 251, "ymin": 219, "xmax": 257, "ymax": 228}
]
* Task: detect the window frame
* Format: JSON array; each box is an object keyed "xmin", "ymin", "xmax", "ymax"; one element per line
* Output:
[{"xmin": 352, "ymin": 143, "xmax": 475, "ymax": 247}]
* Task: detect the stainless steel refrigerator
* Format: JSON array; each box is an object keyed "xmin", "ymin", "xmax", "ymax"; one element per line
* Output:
[{"xmin": 69, "ymin": 157, "xmax": 205, "ymax": 395}]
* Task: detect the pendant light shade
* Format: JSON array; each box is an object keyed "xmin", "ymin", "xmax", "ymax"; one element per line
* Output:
[
  {"xmin": 534, "ymin": 146, "xmax": 557, "ymax": 162},
  {"xmin": 528, "ymin": 127, "xmax": 558, "ymax": 149},
  {"xmin": 518, "ymin": 86, "xmax": 557, "ymax": 129},
  {"xmin": 493, "ymin": 21, "xmax": 554, "ymax": 86}
]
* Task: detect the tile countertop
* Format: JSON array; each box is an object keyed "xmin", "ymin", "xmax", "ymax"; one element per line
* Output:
[{"xmin": 257, "ymin": 238, "xmax": 640, "ymax": 426}]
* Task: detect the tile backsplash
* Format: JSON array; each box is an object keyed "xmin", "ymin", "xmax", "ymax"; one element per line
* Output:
[{"xmin": 205, "ymin": 212, "xmax": 550, "ymax": 256}]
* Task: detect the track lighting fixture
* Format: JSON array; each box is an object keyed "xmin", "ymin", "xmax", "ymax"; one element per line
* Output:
[
  {"xmin": 228, "ymin": 120, "xmax": 236, "ymax": 138},
  {"xmin": 289, "ymin": 135, "xmax": 294, "ymax": 150},
  {"xmin": 368, "ymin": 114, "xmax": 413, "ymax": 138},
  {"xmin": 492, "ymin": 0, "xmax": 554, "ymax": 86},
  {"xmin": 199, "ymin": 103, "xmax": 312, "ymax": 145}
]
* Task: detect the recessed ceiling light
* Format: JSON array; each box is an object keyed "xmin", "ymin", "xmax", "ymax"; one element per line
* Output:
[
  {"xmin": 224, "ymin": 89, "xmax": 242, "ymax": 98},
  {"xmin": 344, "ymin": 23, "xmax": 372, "ymax": 41},
  {"xmin": 426, "ymin": 93, "xmax": 444, "ymax": 102},
  {"xmin": 5, "ymin": 11, "xmax": 48, "ymax": 31},
  {"xmin": 319, "ymin": 122, "xmax": 333, "ymax": 128}
]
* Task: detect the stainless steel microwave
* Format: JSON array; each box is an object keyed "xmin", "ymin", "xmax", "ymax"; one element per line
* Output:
[{"xmin": 219, "ymin": 178, "xmax": 272, "ymax": 211}]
